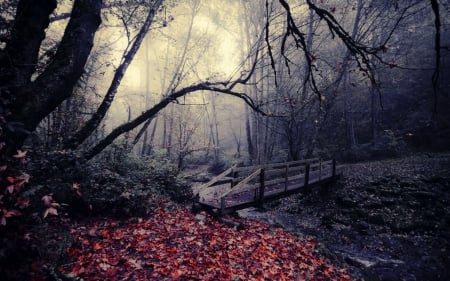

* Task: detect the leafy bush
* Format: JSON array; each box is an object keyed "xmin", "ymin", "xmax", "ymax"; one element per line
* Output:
[
  {"xmin": 207, "ymin": 158, "xmax": 227, "ymax": 175},
  {"xmin": 369, "ymin": 130, "xmax": 406, "ymax": 158},
  {"xmin": 338, "ymin": 130, "xmax": 407, "ymax": 162},
  {"xmin": 75, "ymin": 151, "xmax": 192, "ymax": 217}
]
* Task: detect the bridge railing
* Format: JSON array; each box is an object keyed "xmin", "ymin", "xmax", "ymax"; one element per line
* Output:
[
  {"xmin": 218, "ymin": 158, "xmax": 336, "ymax": 212},
  {"xmin": 197, "ymin": 158, "xmax": 338, "ymax": 213},
  {"xmin": 197, "ymin": 159, "xmax": 318, "ymax": 194}
]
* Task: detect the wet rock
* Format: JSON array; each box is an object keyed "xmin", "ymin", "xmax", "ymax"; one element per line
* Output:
[
  {"xmin": 345, "ymin": 255, "xmax": 377, "ymax": 268},
  {"xmin": 194, "ymin": 214, "xmax": 206, "ymax": 222}
]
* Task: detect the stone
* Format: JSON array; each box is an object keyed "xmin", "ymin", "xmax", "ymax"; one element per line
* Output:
[{"xmin": 194, "ymin": 214, "xmax": 206, "ymax": 223}]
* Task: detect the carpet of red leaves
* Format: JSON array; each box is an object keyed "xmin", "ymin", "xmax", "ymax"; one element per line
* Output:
[{"xmin": 54, "ymin": 202, "xmax": 354, "ymax": 281}]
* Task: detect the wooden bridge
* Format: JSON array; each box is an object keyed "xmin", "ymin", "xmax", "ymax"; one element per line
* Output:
[{"xmin": 196, "ymin": 158, "xmax": 341, "ymax": 215}]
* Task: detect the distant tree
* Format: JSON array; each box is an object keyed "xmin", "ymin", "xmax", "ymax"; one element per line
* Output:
[{"xmin": 1, "ymin": 0, "xmax": 447, "ymax": 166}]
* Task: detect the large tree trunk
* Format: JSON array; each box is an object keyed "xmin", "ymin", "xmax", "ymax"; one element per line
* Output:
[
  {"xmin": 0, "ymin": 0, "xmax": 57, "ymax": 88},
  {"xmin": 2, "ymin": 0, "xmax": 101, "ymax": 151}
]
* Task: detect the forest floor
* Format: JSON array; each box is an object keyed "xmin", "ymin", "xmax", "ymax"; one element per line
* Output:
[
  {"xmin": 3, "ymin": 201, "xmax": 356, "ymax": 281},
  {"xmin": 2, "ymin": 153, "xmax": 449, "ymax": 281},
  {"xmin": 237, "ymin": 152, "xmax": 450, "ymax": 281}
]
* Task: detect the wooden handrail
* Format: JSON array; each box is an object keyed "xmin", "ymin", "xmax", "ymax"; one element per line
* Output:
[
  {"xmin": 197, "ymin": 164, "xmax": 237, "ymax": 192},
  {"xmin": 200, "ymin": 158, "xmax": 340, "ymax": 214},
  {"xmin": 219, "ymin": 168, "xmax": 262, "ymax": 198},
  {"xmin": 219, "ymin": 159, "xmax": 324, "ymax": 200},
  {"xmin": 203, "ymin": 159, "xmax": 339, "ymax": 209},
  {"xmin": 230, "ymin": 157, "xmax": 319, "ymax": 173}
]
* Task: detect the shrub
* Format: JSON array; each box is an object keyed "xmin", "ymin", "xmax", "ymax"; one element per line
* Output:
[{"xmin": 76, "ymin": 151, "xmax": 192, "ymax": 217}]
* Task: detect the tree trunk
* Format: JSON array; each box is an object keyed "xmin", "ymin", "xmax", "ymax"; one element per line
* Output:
[
  {"xmin": 133, "ymin": 36, "xmax": 152, "ymax": 154},
  {"xmin": 0, "ymin": 0, "xmax": 57, "ymax": 88},
  {"xmin": 147, "ymin": 116, "xmax": 159, "ymax": 155},
  {"xmin": 245, "ymin": 105, "xmax": 254, "ymax": 164},
  {"xmin": 167, "ymin": 103, "xmax": 174, "ymax": 157},
  {"xmin": 371, "ymin": 80, "xmax": 378, "ymax": 142},
  {"xmin": 211, "ymin": 93, "xmax": 220, "ymax": 163},
  {"xmin": 3, "ymin": 0, "xmax": 101, "ymax": 150},
  {"xmin": 64, "ymin": 0, "xmax": 163, "ymax": 150},
  {"xmin": 342, "ymin": 0, "xmax": 363, "ymax": 148},
  {"xmin": 344, "ymin": 74, "xmax": 357, "ymax": 148}
]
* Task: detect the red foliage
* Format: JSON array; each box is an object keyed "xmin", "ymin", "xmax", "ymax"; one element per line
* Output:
[
  {"xmin": 0, "ymin": 149, "xmax": 31, "ymax": 225},
  {"xmin": 57, "ymin": 206, "xmax": 354, "ymax": 281}
]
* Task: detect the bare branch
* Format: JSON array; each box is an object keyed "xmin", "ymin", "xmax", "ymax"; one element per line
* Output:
[
  {"xmin": 278, "ymin": 0, "xmax": 322, "ymax": 100},
  {"xmin": 83, "ymin": 50, "xmax": 267, "ymax": 161},
  {"xmin": 265, "ymin": 0, "xmax": 278, "ymax": 88}
]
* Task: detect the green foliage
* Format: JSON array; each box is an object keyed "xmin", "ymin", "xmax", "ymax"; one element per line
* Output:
[
  {"xmin": 183, "ymin": 151, "xmax": 213, "ymax": 166},
  {"xmin": 339, "ymin": 130, "xmax": 407, "ymax": 162},
  {"xmin": 77, "ymin": 150, "xmax": 192, "ymax": 217},
  {"xmin": 207, "ymin": 158, "xmax": 227, "ymax": 175},
  {"xmin": 183, "ymin": 150, "xmax": 232, "ymax": 175}
]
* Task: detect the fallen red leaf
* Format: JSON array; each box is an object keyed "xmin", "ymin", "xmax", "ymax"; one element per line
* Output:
[
  {"xmin": 93, "ymin": 242, "xmax": 103, "ymax": 251},
  {"xmin": 56, "ymin": 205, "xmax": 354, "ymax": 281},
  {"xmin": 6, "ymin": 176, "xmax": 16, "ymax": 183},
  {"xmin": 171, "ymin": 269, "xmax": 184, "ymax": 278}
]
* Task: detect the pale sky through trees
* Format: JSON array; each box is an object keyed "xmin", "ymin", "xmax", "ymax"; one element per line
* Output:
[{"xmin": 107, "ymin": 0, "xmax": 245, "ymax": 133}]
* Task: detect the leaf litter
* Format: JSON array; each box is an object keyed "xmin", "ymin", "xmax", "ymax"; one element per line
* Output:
[{"xmin": 56, "ymin": 201, "xmax": 354, "ymax": 281}]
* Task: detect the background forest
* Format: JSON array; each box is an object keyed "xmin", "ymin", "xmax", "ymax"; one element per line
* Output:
[
  {"xmin": 0, "ymin": 0, "xmax": 449, "ymax": 280},
  {"xmin": 2, "ymin": 0, "xmax": 449, "ymax": 170}
]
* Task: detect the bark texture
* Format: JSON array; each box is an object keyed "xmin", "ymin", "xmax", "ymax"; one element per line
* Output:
[{"xmin": 3, "ymin": 0, "xmax": 102, "ymax": 148}]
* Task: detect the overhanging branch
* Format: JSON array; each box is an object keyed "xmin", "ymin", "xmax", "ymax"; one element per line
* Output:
[
  {"xmin": 278, "ymin": 0, "xmax": 322, "ymax": 100},
  {"xmin": 83, "ymin": 51, "xmax": 267, "ymax": 161}
]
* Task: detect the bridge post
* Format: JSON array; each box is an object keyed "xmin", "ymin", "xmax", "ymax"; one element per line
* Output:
[
  {"xmin": 304, "ymin": 164, "xmax": 310, "ymax": 186},
  {"xmin": 220, "ymin": 197, "xmax": 225, "ymax": 215},
  {"xmin": 232, "ymin": 169, "xmax": 238, "ymax": 187},
  {"xmin": 258, "ymin": 168, "xmax": 265, "ymax": 208}
]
